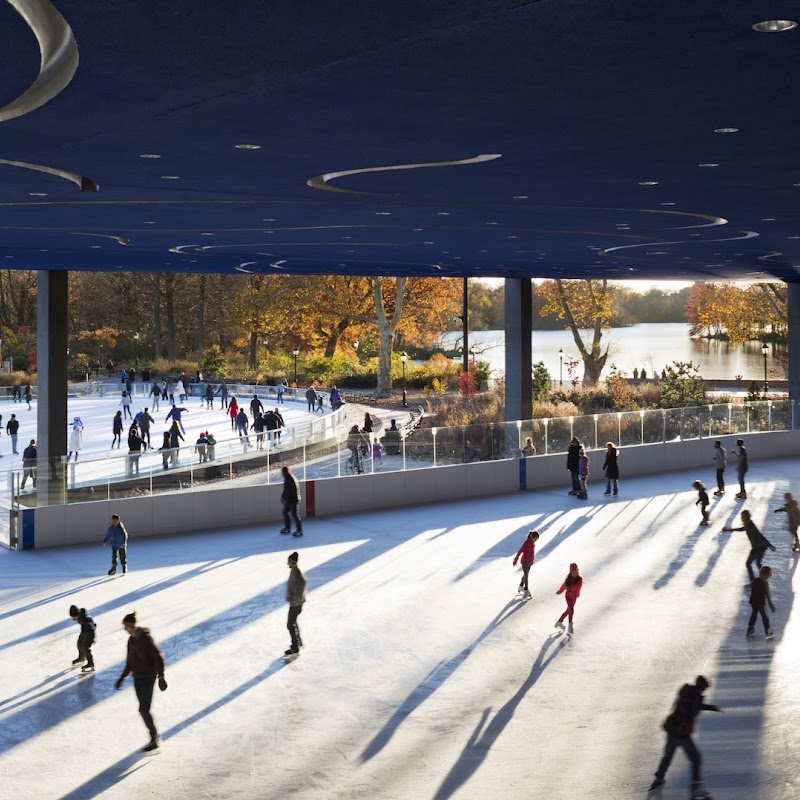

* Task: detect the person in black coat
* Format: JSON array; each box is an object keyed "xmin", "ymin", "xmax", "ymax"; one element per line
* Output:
[
  {"xmin": 603, "ymin": 442, "xmax": 619, "ymax": 496},
  {"xmin": 747, "ymin": 565, "xmax": 775, "ymax": 639},
  {"xmin": 69, "ymin": 604, "xmax": 97, "ymax": 672},
  {"xmin": 280, "ymin": 466, "xmax": 303, "ymax": 537},
  {"xmin": 566, "ymin": 437, "xmax": 581, "ymax": 495}
]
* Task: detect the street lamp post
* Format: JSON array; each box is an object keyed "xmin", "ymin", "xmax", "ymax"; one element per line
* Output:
[
  {"xmin": 559, "ymin": 348, "xmax": 563, "ymax": 387},
  {"xmin": 293, "ymin": 347, "xmax": 299, "ymax": 385},
  {"xmin": 761, "ymin": 342, "xmax": 769, "ymax": 396},
  {"xmin": 133, "ymin": 332, "xmax": 140, "ymax": 367},
  {"xmin": 401, "ymin": 352, "xmax": 407, "ymax": 407}
]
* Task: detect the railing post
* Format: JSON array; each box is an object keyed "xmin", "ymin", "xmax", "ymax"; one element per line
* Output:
[
  {"xmin": 593, "ymin": 414, "xmax": 598, "ymax": 449},
  {"xmin": 543, "ymin": 419, "xmax": 549, "ymax": 455},
  {"xmin": 661, "ymin": 409, "xmax": 666, "ymax": 444},
  {"xmin": 792, "ymin": 399, "xmax": 796, "ymax": 431},
  {"xmin": 402, "ymin": 431, "xmax": 406, "ymax": 471},
  {"xmin": 432, "ymin": 428, "xmax": 437, "ymax": 467}
]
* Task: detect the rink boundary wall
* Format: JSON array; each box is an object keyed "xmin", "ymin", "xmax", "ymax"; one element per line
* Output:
[{"xmin": 16, "ymin": 430, "xmax": 800, "ymax": 549}]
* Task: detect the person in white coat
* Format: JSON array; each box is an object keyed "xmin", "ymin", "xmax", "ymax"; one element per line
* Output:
[{"xmin": 68, "ymin": 417, "xmax": 84, "ymax": 462}]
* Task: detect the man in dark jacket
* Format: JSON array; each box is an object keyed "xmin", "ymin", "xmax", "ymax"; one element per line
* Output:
[
  {"xmin": 6, "ymin": 413, "xmax": 19, "ymax": 454},
  {"xmin": 566, "ymin": 437, "xmax": 581, "ymax": 495},
  {"xmin": 21, "ymin": 439, "xmax": 37, "ymax": 489},
  {"xmin": 250, "ymin": 393, "xmax": 264, "ymax": 418},
  {"xmin": 138, "ymin": 408, "xmax": 154, "ymax": 448},
  {"xmin": 306, "ymin": 386, "xmax": 316, "ymax": 413},
  {"xmin": 285, "ymin": 551, "xmax": 307, "ymax": 656},
  {"xmin": 115, "ymin": 612, "xmax": 167, "ymax": 751},
  {"xmin": 69, "ymin": 604, "xmax": 97, "ymax": 672},
  {"xmin": 650, "ymin": 675, "xmax": 721, "ymax": 797},
  {"xmin": 748, "ymin": 565, "xmax": 775, "ymax": 639},
  {"xmin": 723, "ymin": 510, "xmax": 776, "ymax": 580},
  {"xmin": 280, "ymin": 466, "xmax": 302, "ymax": 537},
  {"xmin": 102, "ymin": 514, "xmax": 129, "ymax": 575}
]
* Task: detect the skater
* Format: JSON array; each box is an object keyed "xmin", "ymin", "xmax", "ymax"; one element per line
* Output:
[
  {"xmin": 120, "ymin": 390, "xmax": 133, "ymax": 420},
  {"xmin": 6, "ymin": 413, "xmax": 19, "ymax": 454},
  {"xmin": 164, "ymin": 404, "xmax": 188, "ymax": 435},
  {"xmin": 194, "ymin": 431, "xmax": 208, "ymax": 463},
  {"xmin": 166, "ymin": 379, "xmax": 175, "ymax": 406},
  {"xmin": 127, "ymin": 425, "xmax": 144, "ymax": 475},
  {"xmin": 159, "ymin": 431, "xmax": 172, "ymax": 470},
  {"xmin": 711, "ymin": 440, "xmax": 726, "ymax": 495},
  {"xmin": 115, "ymin": 612, "xmax": 167, "ymax": 752},
  {"xmin": 372, "ymin": 437, "xmax": 383, "ymax": 466},
  {"xmin": 774, "ymin": 492, "xmax": 800, "ymax": 553},
  {"xmin": 206, "ymin": 431, "xmax": 216, "ymax": 461},
  {"xmin": 566, "ymin": 436, "xmax": 581, "ymax": 495},
  {"xmin": 66, "ymin": 417, "xmax": 83, "ymax": 462},
  {"xmin": 148, "ymin": 381, "xmax": 161, "ymax": 412},
  {"xmin": 280, "ymin": 465, "xmax": 303, "ymax": 536},
  {"xmin": 733, "ymin": 439, "xmax": 748, "ymax": 498},
  {"xmin": 112, "ymin": 410, "xmax": 124, "ymax": 449},
  {"xmin": 277, "ymin": 381, "xmax": 285, "ymax": 404},
  {"xmin": 305, "ymin": 385, "xmax": 316, "ymax": 413},
  {"xmin": 204, "ymin": 382, "xmax": 215, "ymax": 410},
  {"xmin": 217, "ymin": 379, "xmax": 229, "ymax": 410},
  {"xmin": 692, "ymin": 480, "xmax": 710, "ymax": 526},
  {"xmin": 250, "ymin": 393, "xmax": 264, "ymax": 418},
  {"xmin": 235, "ymin": 407, "xmax": 249, "ymax": 438},
  {"xmin": 330, "ymin": 385, "xmax": 343, "ymax": 411},
  {"xmin": 521, "ymin": 437, "xmax": 536, "ymax": 456},
  {"xmin": 102, "ymin": 514, "xmax": 129, "ymax": 575},
  {"xmin": 21, "ymin": 439, "xmax": 37, "ymax": 489},
  {"xmin": 555, "ymin": 563, "xmax": 582, "ymax": 634},
  {"xmin": 650, "ymin": 676, "xmax": 721, "ymax": 798},
  {"xmin": 69, "ymin": 604, "xmax": 96, "ymax": 672},
  {"xmin": 23, "ymin": 382, "xmax": 32, "ymax": 410},
  {"xmin": 603, "ymin": 442, "xmax": 619, "ymax": 496},
  {"xmin": 168, "ymin": 421, "xmax": 184, "ymax": 466},
  {"xmin": 285, "ymin": 551, "xmax": 307, "ymax": 656},
  {"xmin": 747, "ymin": 565, "xmax": 775, "ymax": 639},
  {"xmin": 228, "ymin": 396, "xmax": 239, "ymax": 431},
  {"xmin": 577, "ymin": 446, "xmax": 589, "ymax": 499},
  {"xmin": 723, "ymin": 510, "xmax": 776, "ymax": 580},
  {"xmin": 274, "ymin": 407, "xmax": 285, "ymax": 443},
  {"xmin": 253, "ymin": 411, "xmax": 265, "ymax": 449},
  {"xmin": 512, "ymin": 530, "xmax": 539, "ymax": 598},
  {"xmin": 12, "ymin": 381, "xmax": 20, "ymax": 403},
  {"xmin": 138, "ymin": 407, "xmax": 154, "ymax": 447}
]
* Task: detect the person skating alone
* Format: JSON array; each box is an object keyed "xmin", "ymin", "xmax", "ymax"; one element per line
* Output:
[
  {"xmin": 555, "ymin": 563, "xmax": 582, "ymax": 635},
  {"xmin": 138, "ymin": 407, "xmax": 154, "ymax": 448},
  {"xmin": 280, "ymin": 466, "xmax": 303, "ymax": 536},
  {"xmin": 112, "ymin": 410, "xmax": 124, "ymax": 449},
  {"xmin": 692, "ymin": 480, "xmax": 710, "ymax": 526},
  {"xmin": 115, "ymin": 612, "xmax": 167, "ymax": 752},
  {"xmin": 305, "ymin": 386, "xmax": 316, "ymax": 413},
  {"xmin": 512, "ymin": 530, "xmax": 539, "ymax": 598},
  {"xmin": 285, "ymin": 552, "xmax": 307, "ymax": 656},
  {"xmin": 120, "ymin": 390, "xmax": 133, "ymax": 420},
  {"xmin": 23, "ymin": 382, "xmax": 32, "ymax": 410},
  {"xmin": 723, "ymin": 510, "xmax": 776, "ymax": 581},
  {"xmin": 164, "ymin": 405, "xmax": 188, "ymax": 435},
  {"xmin": 6, "ymin": 413, "xmax": 19, "ymax": 454},
  {"xmin": 67, "ymin": 417, "xmax": 83, "ymax": 462},
  {"xmin": 69, "ymin": 604, "xmax": 96, "ymax": 673},
  {"xmin": 148, "ymin": 381, "xmax": 161, "ymax": 412},
  {"xmin": 603, "ymin": 442, "xmax": 619, "ymax": 496},
  {"xmin": 747, "ymin": 565, "xmax": 775, "ymax": 640},
  {"xmin": 577, "ymin": 446, "xmax": 589, "ymax": 500},
  {"xmin": 773, "ymin": 492, "xmax": 800, "ymax": 553},
  {"xmin": 711, "ymin": 441, "xmax": 726, "ymax": 496},
  {"xmin": 228, "ymin": 396, "xmax": 239, "ymax": 431},
  {"xmin": 566, "ymin": 436, "xmax": 581, "ymax": 495},
  {"xmin": 733, "ymin": 439, "xmax": 748, "ymax": 499},
  {"xmin": 217, "ymin": 379, "xmax": 229, "ymax": 410},
  {"xmin": 21, "ymin": 439, "xmax": 37, "ymax": 489},
  {"xmin": 649, "ymin": 676, "xmax": 721, "ymax": 798},
  {"xmin": 102, "ymin": 514, "xmax": 129, "ymax": 575}
]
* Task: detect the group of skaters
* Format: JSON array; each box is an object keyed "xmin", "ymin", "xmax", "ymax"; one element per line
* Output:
[
  {"xmin": 9, "ymin": 381, "xmax": 33, "ymax": 408},
  {"xmin": 226, "ymin": 394, "xmax": 286, "ymax": 449},
  {"xmin": 565, "ymin": 437, "xmax": 620, "ymax": 499}
]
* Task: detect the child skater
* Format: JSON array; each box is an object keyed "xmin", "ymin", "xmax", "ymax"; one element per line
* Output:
[
  {"xmin": 747, "ymin": 565, "xmax": 775, "ymax": 640},
  {"xmin": 512, "ymin": 530, "xmax": 539, "ymax": 598},
  {"xmin": 69, "ymin": 604, "xmax": 96, "ymax": 672},
  {"xmin": 774, "ymin": 492, "xmax": 800, "ymax": 553},
  {"xmin": 555, "ymin": 563, "xmax": 582, "ymax": 634},
  {"xmin": 577, "ymin": 446, "xmax": 589, "ymax": 500},
  {"xmin": 692, "ymin": 480, "xmax": 710, "ymax": 526}
]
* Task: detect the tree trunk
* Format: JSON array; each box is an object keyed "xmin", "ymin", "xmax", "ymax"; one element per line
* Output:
[
  {"xmin": 153, "ymin": 274, "xmax": 163, "ymax": 359},
  {"xmin": 197, "ymin": 274, "xmax": 205, "ymax": 367},
  {"xmin": 374, "ymin": 277, "xmax": 407, "ymax": 391},
  {"xmin": 248, "ymin": 330, "xmax": 258, "ymax": 370},
  {"xmin": 164, "ymin": 275, "xmax": 176, "ymax": 363},
  {"xmin": 323, "ymin": 319, "xmax": 350, "ymax": 358}
]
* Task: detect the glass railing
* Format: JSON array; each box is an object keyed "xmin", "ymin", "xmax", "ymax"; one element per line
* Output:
[{"xmin": 6, "ymin": 399, "xmax": 793, "ymax": 508}]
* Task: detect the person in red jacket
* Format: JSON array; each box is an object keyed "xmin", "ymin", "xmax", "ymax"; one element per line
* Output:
[
  {"xmin": 512, "ymin": 530, "xmax": 539, "ymax": 598},
  {"xmin": 227, "ymin": 396, "xmax": 239, "ymax": 431},
  {"xmin": 555, "ymin": 563, "xmax": 582, "ymax": 634}
]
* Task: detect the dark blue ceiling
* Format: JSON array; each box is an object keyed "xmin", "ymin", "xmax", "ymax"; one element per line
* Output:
[{"xmin": 0, "ymin": 1, "xmax": 799, "ymax": 281}]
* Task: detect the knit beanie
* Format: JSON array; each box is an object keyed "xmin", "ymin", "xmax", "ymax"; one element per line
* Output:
[
  {"xmin": 69, "ymin": 605, "xmax": 79, "ymax": 618},
  {"xmin": 569, "ymin": 563, "xmax": 578, "ymax": 571},
  {"xmin": 288, "ymin": 552, "xmax": 299, "ymax": 564}
]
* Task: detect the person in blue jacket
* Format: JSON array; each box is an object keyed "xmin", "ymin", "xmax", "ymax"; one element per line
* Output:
[
  {"xmin": 165, "ymin": 405, "xmax": 189, "ymax": 434},
  {"xmin": 102, "ymin": 514, "xmax": 129, "ymax": 576}
]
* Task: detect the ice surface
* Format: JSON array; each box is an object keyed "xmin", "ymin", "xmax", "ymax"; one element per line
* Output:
[{"xmin": 1, "ymin": 456, "xmax": 799, "ymax": 799}]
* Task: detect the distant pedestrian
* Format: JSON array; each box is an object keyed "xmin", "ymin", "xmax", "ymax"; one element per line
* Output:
[
  {"xmin": 723, "ymin": 510, "xmax": 776, "ymax": 580},
  {"xmin": 69, "ymin": 604, "xmax": 96, "ymax": 673},
  {"xmin": 633, "ymin": 367, "xmax": 639, "ymax": 381},
  {"xmin": 120, "ymin": 390, "xmax": 133, "ymax": 420},
  {"xmin": 138, "ymin": 408, "xmax": 154, "ymax": 447},
  {"xmin": 159, "ymin": 431, "xmax": 171, "ymax": 470},
  {"xmin": 115, "ymin": 612, "xmax": 167, "ymax": 752},
  {"xmin": 112, "ymin": 410, "xmax": 124, "ymax": 449},
  {"xmin": 640, "ymin": 367, "xmax": 647, "ymax": 380},
  {"xmin": 372, "ymin": 437, "xmax": 383, "ymax": 466},
  {"xmin": 67, "ymin": 417, "xmax": 84, "ymax": 462},
  {"xmin": 692, "ymin": 480, "xmax": 710, "ymax": 526},
  {"xmin": 228, "ymin": 397, "xmax": 239, "ymax": 431},
  {"xmin": 21, "ymin": 439, "xmax": 37, "ymax": 489},
  {"xmin": 712, "ymin": 440, "xmax": 726, "ymax": 495},
  {"xmin": 23, "ymin": 382, "xmax": 32, "ymax": 410},
  {"xmin": 363, "ymin": 412, "xmax": 373, "ymax": 433},
  {"xmin": 649, "ymin": 676, "xmax": 721, "ymax": 798},
  {"xmin": 305, "ymin": 386, "xmax": 316, "ymax": 413},
  {"xmin": 284, "ymin": 551, "xmax": 306, "ymax": 656},
  {"xmin": 148, "ymin": 381, "xmax": 161, "ymax": 412},
  {"xmin": 577, "ymin": 446, "xmax": 589, "ymax": 500},
  {"xmin": 566, "ymin": 437, "xmax": 581, "ymax": 495},
  {"xmin": 512, "ymin": 530, "xmax": 539, "ymax": 598},
  {"xmin": 733, "ymin": 439, "xmax": 748, "ymax": 498},
  {"xmin": 277, "ymin": 381, "xmax": 286, "ymax": 404},
  {"xmin": 280, "ymin": 465, "xmax": 303, "ymax": 536},
  {"xmin": 555, "ymin": 563, "xmax": 583, "ymax": 634},
  {"xmin": 747, "ymin": 565, "xmax": 775, "ymax": 639},
  {"xmin": 774, "ymin": 492, "xmax": 800, "ymax": 552},
  {"xmin": 521, "ymin": 437, "xmax": 536, "ymax": 456},
  {"xmin": 102, "ymin": 514, "xmax": 128, "ymax": 575},
  {"xmin": 194, "ymin": 432, "xmax": 208, "ymax": 463},
  {"xmin": 217, "ymin": 380, "xmax": 229, "ymax": 410},
  {"xmin": 602, "ymin": 442, "xmax": 619, "ymax": 496},
  {"xmin": 661, "ymin": 368, "xmax": 667, "ymax": 380},
  {"xmin": 164, "ymin": 405, "xmax": 188, "ymax": 435},
  {"xmin": 6, "ymin": 414, "xmax": 19, "ymax": 454},
  {"xmin": 206, "ymin": 431, "xmax": 216, "ymax": 460}
]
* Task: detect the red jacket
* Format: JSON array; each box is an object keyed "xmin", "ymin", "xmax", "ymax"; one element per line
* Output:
[
  {"xmin": 514, "ymin": 538, "xmax": 535, "ymax": 566},
  {"xmin": 228, "ymin": 399, "xmax": 239, "ymax": 419},
  {"xmin": 557, "ymin": 575, "xmax": 583, "ymax": 600}
]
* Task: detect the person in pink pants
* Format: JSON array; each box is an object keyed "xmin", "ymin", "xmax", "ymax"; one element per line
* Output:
[{"xmin": 555, "ymin": 563, "xmax": 583, "ymax": 634}]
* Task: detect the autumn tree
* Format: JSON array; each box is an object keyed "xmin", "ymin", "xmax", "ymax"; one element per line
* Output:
[{"xmin": 536, "ymin": 278, "xmax": 615, "ymax": 386}]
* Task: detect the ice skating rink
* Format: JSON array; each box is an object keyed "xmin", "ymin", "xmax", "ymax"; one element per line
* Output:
[{"xmin": 1, "ymin": 458, "xmax": 799, "ymax": 800}]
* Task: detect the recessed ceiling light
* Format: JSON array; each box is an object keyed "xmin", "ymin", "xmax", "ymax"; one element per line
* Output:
[
  {"xmin": 201, "ymin": 232, "xmax": 214, "ymax": 236},
  {"xmin": 235, "ymin": 144, "xmax": 262, "ymax": 150},
  {"xmin": 161, "ymin": 175, "xmax": 180, "ymax": 180},
  {"xmin": 412, "ymin": 228, "xmax": 423, "ymax": 232},
  {"xmin": 143, "ymin": 221, "xmax": 156, "ymax": 224},
  {"xmin": 424, "ymin": 241, "xmax": 435, "ymax": 245},
  {"xmin": 29, "ymin": 192, "xmax": 47, "ymax": 196},
  {"xmin": 513, "ymin": 195, "xmax": 528, "ymax": 199},
  {"xmin": 263, "ymin": 218, "xmax": 275, "ymax": 222},
  {"xmin": 486, "ymin": 221, "xmax": 498, "ymax": 225},
  {"xmin": 753, "ymin": 19, "xmax": 798, "ymax": 32},
  {"xmin": 507, "ymin": 235, "xmax": 517, "ymax": 239},
  {"xmin": 698, "ymin": 163, "xmax": 719, "ymax": 168},
  {"xmin": 375, "ymin": 212, "xmax": 391, "ymax": 216},
  {"xmin": 139, "ymin": 153, "xmax": 161, "ymax": 159},
  {"xmin": 714, "ymin": 127, "xmax": 739, "ymax": 133},
  {"xmin": 437, "ymin": 212, "xmax": 450, "ymax": 216},
  {"xmin": 762, "ymin": 218, "xmax": 775, "ymax": 221},
  {"xmin": 638, "ymin": 181, "xmax": 659, "ymax": 186},
  {"xmin": 660, "ymin": 202, "xmax": 676, "ymax": 206},
  {"xmin": 90, "ymin": 245, "xmax": 101, "ymax": 249},
  {"xmin": 788, "ymin": 236, "xmax": 800, "ymax": 240},
  {"xmin": 5, "ymin": 256, "xmax": 13, "ymax": 259}
]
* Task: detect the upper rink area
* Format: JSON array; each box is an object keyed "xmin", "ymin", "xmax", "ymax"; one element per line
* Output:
[{"xmin": 0, "ymin": 454, "xmax": 798, "ymax": 800}]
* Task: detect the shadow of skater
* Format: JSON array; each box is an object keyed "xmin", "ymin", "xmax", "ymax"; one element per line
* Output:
[
  {"xmin": 360, "ymin": 600, "xmax": 526, "ymax": 762},
  {"xmin": 432, "ymin": 632, "xmax": 568, "ymax": 800}
]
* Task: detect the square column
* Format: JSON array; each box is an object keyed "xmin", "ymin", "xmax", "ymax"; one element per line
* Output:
[
  {"xmin": 504, "ymin": 278, "xmax": 532, "ymax": 422},
  {"xmin": 789, "ymin": 284, "xmax": 800, "ymax": 426}
]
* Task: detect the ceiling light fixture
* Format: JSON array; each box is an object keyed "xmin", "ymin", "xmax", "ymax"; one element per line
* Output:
[
  {"xmin": 437, "ymin": 212, "xmax": 450, "ymax": 216},
  {"xmin": 139, "ymin": 154, "xmax": 161, "ymax": 159},
  {"xmin": 235, "ymin": 144, "xmax": 262, "ymax": 150},
  {"xmin": 143, "ymin": 221, "xmax": 156, "ymax": 224},
  {"xmin": 698, "ymin": 163, "xmax": 719, "ymax": 168},
  {"xmin": 513, "ymin": 195, "xmax": 528, "ymax": 199},
  {"xmin": 753, "ymin": 19, "xmax": 798, "ymax": 32},
  {"xmin": 161, "ymin": 175, "xmax": 179, "ymax": 180},
  {"xmin": 660, "ymin": 202, "xmax": 676, "ymax": 206},
  {"xmin": 29, "ymin": 192, "xmax": 47, "ymax": 196},
  {"xmin": 638, "ymin": 181, "xmax": 658, "ymax": 186},
  {"xmin": 714, "ymin": 127, "xmax": 739, "ymax": 133},
  {"xmin": 375, "ymin": 211, "xmax": 391, "ymax": 216}
]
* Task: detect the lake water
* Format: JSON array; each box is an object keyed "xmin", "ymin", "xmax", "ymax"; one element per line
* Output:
[{"xmin": 440, "ymin": 323, "xmax": 784, "ymax": 382}]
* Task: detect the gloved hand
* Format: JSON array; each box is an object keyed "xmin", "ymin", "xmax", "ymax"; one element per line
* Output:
[
  {"xmin": 115, "ymin": 677, "xmax": 124, "ymax": 690},
  {"xmin": 158, "ymin": 676, "xmax": 168, "ymax": 692},
  {"xmin": 770, "ymin": 546, "xmax": 777, "ymax": 552}
]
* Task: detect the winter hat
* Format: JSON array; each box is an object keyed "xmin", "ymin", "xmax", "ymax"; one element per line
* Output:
[
  {"xmin": 69, "ymin": 605, "xmax": 79, "ymax": 618},
  {"xmin": 760, "ymin": 565, "xmax": 773, "ymax": 578},
  {"xmin": 692, "ymin": 480, "xmax": 704, "ymax": 489},
  {"xmin": 696, "ymin": 675, "xmax": 710, "ymax": 691},
  {"xmin": 569, "ymin": 563, "xmax": 578, "ymax": 571},
  {"xmin": 122, "ymin": 612, "xmax": 137, "ymax": 626},
  {"xmin": 288, "ymin": 552, "xmax": 299, "ymax": 564}
]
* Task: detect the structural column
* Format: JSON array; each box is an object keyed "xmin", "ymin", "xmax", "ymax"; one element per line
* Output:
[
  {"xmin": 788, "ymin": 283, "xmax": 800, "ymax": 427},
  {"xmin": 504, "ymin": 278, "xmax": 532, "ymax": 422},
  {"xmin": 36, "ymin": 270, "xmax": 68, "ymax": 505}
]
